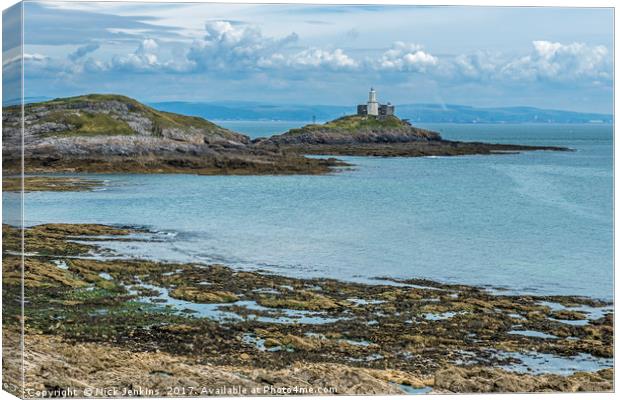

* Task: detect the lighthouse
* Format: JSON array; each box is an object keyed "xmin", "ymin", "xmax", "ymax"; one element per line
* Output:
[
  {"xmin": 357, "ymin": 88, "xmax": 395, "ymax": 119},
  {"xmin": 367, "ymin": 87, "xmax": 379, "ymax": 116}
]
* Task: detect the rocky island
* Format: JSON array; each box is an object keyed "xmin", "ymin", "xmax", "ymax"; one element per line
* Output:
[
  {"xmin": 255, "ymin": 114, "xmax": 569, "ymax": 157},
  {"xmin": 3, "ymin": 93, "xmax": 569, "ymax": 176}
]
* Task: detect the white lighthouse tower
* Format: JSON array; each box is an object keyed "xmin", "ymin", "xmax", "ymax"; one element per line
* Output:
[{"xmin": 367, "ymin": 87, "xmax": 379, "ymax": 116}]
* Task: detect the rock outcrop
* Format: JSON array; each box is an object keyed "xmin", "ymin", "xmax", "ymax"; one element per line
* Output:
[
  {"xmin": 3, "ymin": 94, "xmax": 248, "ymax": 153},
  {"xmin": 255, "ymin": 114, "xmax": 570, "ymax": 157},
  {"xmin": 2, "ymin": 94, "xmax": 341, "ymax": 175},
  {"xmin": 433, "ymin": 366, "xmax": 613, "ymax": 393},
  {"xmin": 255, "ymin": 115, "xmax": 441, "ymax": 146}
]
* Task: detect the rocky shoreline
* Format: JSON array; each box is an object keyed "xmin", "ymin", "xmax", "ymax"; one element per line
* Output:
[
  {"xmin": 254, "ymin": 114, "xmax": 570, "ymax": 158},
  {"xmin": 1, "ymin": 95, "xmax": 345, "ymax": 176},
  {"xmin": 3, "ymin": 95, "xmax": 571, "ymax": 175},
  {"xmin": 259, "ymin": 140, "xmax": 570, "ymax": 158},
  {"xmin": 2, "ymin": 223, "xmax": 613, "ymax": 396},
  {"xmin": 4, "ymin": 153, "xmax": 345, "ymax": 176}
]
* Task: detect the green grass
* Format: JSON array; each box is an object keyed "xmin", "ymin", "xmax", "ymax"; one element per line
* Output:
[
  {"xmin": 42, "ymin": 94, "xmax": 223, "ymax": 131},
  {"xmin": 20, "ymin": 93, "xmax": 235, "ymax": 138},
  {"xmin": 287, "ymin": 114, "xmax": 407, "ymax": 135},
  {"xmin": 41, "ymin": 111, "xmax": 134, "ymax": 137}
]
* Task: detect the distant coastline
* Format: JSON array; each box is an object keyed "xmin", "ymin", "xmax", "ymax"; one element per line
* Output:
[
  {"xmin": 12, "ymin": 96, "xmax": 611, "ymax": 124},
  {"xmin": 151, "ymin": 101, "xmax": 613, "ymax": 125}
]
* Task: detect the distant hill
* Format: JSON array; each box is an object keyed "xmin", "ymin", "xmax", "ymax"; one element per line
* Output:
[
  {"xmin": 148, "ymin": 101, "xmax": 352, "ymax": 122},
  {"xmin": 149, "ymin": 101, "xmax": 612, "ymax": 124}
]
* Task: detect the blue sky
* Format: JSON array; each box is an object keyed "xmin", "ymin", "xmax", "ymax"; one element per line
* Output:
[{"xmin": 5, "ymin": 2, "xmax": 614, "ymax": 112}]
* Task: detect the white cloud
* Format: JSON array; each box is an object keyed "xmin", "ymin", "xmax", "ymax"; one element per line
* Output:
[
  {"xmin": 186, "ymin": 20, "xmax": 299, "ymax": 71},
  {"xmin": 24, "ymin": 53, "xmax": 49, "ymax": 63},
  {"xmin": 375, "ymin": 42, "xmax": 439, "ymax": 72},
  {"xmin": 18, "ymin": 53, "xmax": 67, "ymax": 76},
  {"xmin": 108, "ymin": 38, "xmax": 161, "ymax": 72},
  {"xmin": 449, "ymin": 52, "xmax": 501, "ymax": 80},
  {"xmin": 20, "ymin": 27, "xmax": 612, "ymax": 93},
  {"xmin": 284, "ymin": 48, "xmax": 358, "ymax": 70},
  {"xmin": 103, "ymin": 20, "xmax": 358, "ymax": 73},
  {"xmin": 500, "ymin": 40, "xmax": 611, "ymax": 82}
]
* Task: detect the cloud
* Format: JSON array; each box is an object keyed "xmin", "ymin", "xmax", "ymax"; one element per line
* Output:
[
  {"xmin": 261, "ymin": 48, "xmax": 358, "ymax": 71},
  {"xmin": 106, "ymin": 38, "xmax": 160, "ymax": 72},
  {"xmin": 101, "ymin": 20, "xmax": 358, "ymax": 73},
  {"xmin": 291, "ymin": 48, "xmax": 358, "ymax": 70},
  {"xmin": 101, "ymin": 38, "xmax": 193, "ymax": 73},
  {"xmin": 500, "ymin": 41, "xmax": 611, "ymax": 83},
  {"xmin": 430, "ymin": 41, "xmax": 612, "ymax": 87},
  {"xmin": 21, "ymin": 20, "xmax": 612, "ymax": 94},
  {"xmin": 375, "ymin": 42, "xmax": 439, "ymax": 72},
  {"xmin": 19, "ymin": 52, "xmax": 75, "ymax": 78},
  {"xmin": 186, "ymin": 20, "xmax": 299, "ymax": 72},
  {"xmin": 24, "ymin": 2, "xmax": 183, "ymax": 46},
  {"xmin": 449, "ymin": 52, "xmax": 501, "ymax": 80},
  {"xmin": 3, "ymin": 53, "xmax": 47, "ymax": 77},
  {"xmin": 68, "ymin": 43, "xmax": 100, "ymax": 61}
]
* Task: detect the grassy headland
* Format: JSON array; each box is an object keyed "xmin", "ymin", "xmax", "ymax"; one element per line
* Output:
[
  {"xmin": 29, "ymin": 94, "xmax": 239, "ymax": 139},
  {"xmin": 2, "ymin": 94, "xmax": 343, "ymax": 175}
]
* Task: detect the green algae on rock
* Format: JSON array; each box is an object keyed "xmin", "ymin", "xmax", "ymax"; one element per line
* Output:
[
  {"xmin": 170, "ymin": 287, "xmax": 239, "ymax": 303},
  {"xmin": 3, "ymin": 176, "xmax": 104, "ymax": 192},
  {"xmin": 2, "ymin": 223, "xmax": 613, "ymax": 395}
]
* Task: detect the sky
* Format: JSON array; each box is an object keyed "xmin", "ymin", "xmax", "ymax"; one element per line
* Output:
[{"xmin": 3, "ymin": 1, "xmax": 615, "ymax": 113}]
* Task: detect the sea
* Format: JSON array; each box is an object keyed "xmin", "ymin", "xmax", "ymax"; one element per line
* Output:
[{"xmin": 4, "ymin": 123, "xmax": 613, "ymax": 301}]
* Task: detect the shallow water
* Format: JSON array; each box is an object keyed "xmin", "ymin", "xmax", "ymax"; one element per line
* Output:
[
  {"xmin": 4, "ymin": 124, "xmax": 612, "ymax": 300},
  {"xmin": 215, "ymin": 120, "xmax": 311, "ymax": 139},
  {"xmin": 507, "ymin": 330, "xmax": 558, "ymax": 339},
  {"xmin": 496, "ymin": 351, "xmax": 613, "ymax": 376},
  {"xmin": 133, "ymin": 282, "xmax": 342, "ymax": 325}
]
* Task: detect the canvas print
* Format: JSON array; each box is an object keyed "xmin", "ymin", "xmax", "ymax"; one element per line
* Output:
[{"xmin": 2, "ymin": 1, "xmax": 614, "ymax": 397}]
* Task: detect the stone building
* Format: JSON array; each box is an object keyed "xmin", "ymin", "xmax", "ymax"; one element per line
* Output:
[{"xmin": 357, "ymin": 88, "xmax": 395, "ymax": 119}]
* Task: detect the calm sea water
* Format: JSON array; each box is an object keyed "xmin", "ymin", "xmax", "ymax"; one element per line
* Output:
[
  {"xmin": 5, "ymin": 124, "xmax": 613, "ymax": 300},
  {"xmin": 214, "ymin": 120, "xmax": 311, "ymax": 139}
]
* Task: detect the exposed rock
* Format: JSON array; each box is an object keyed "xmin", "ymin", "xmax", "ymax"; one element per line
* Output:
[
  {"xmin": 256, "ymin": 114, "xmax": 570, "ymax": 157},
  {"xmin": 5, "ymin": 331, "xmax": 412, "ymax": 396},
  {"xmin": 255, "ymin": 115, "xmax": 441, "ymax": 146},
  {"xmin": 433, "ymin": 366, "xmax": 613, "ymax": 393},
  {"xmin": 3, "ymin": 223, "xmax": 613, "ymax": 395},
  {"xmin": 257, "ymin": 290, "xmax": 341, "ymax": 311},
  {"xmin": 2, "ymin": 94, "xmax": 343, "ymax": 175},
  {"xmin": 170, "ymin": 287, "xmax": 239, "ymax": 303}
]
